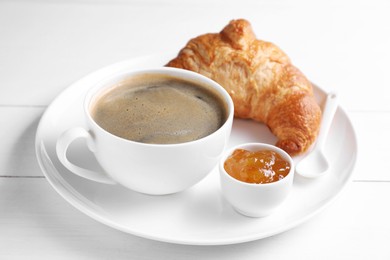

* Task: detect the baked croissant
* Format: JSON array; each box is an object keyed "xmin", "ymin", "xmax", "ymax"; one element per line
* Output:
[{"xmin": 166, "ymin": 19, "xmax": 321, "ymax": 156}]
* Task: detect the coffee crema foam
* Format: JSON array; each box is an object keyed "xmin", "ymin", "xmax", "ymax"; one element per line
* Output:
[{"xmin": 90, "ymin": 76, "xmax": 227, "ymax": 144}]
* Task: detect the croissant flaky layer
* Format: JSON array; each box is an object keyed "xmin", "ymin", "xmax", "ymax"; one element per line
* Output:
[{"xmin": 166, "ymin": 19, "xmax": 322, "ymax": 155}]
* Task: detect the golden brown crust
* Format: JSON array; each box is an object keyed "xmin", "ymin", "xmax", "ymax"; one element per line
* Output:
[{"xmin": 166, "ymin": 19, "xmax": 321, "ymax": 155}]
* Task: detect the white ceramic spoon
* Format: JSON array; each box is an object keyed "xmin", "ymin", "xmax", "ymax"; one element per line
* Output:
[{"xmin": 296, "ymin": 92, "xmax": 338, "ymax": 178}]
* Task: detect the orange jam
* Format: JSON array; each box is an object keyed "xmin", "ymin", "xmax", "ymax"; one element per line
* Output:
[{"xmin": 224, "ymin": 149, "xmax": 291, "ymax": 184}]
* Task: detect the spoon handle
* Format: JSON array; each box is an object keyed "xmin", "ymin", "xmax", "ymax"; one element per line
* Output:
[{"xmin": 315, "ymin": 92, "xmax": 339, "ymax": 150}]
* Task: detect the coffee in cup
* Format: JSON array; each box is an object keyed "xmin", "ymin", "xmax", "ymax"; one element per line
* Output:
[{"xmin": 90, "ymin": 74, "xmax": 228, "ymax": 144}]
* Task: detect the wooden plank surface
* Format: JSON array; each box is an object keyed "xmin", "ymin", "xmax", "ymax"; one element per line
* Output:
[
  {"xmin": 0, "ymin": 0, "xmax": 389, "ymax": 110},
  {"xmin": 0, "ymin": 107, "xmax": 44, "ymax": 177}
]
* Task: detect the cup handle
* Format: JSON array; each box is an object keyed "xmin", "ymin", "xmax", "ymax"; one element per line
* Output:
[{"xmin": 56, "ymin": 127, "xmax": 116, "ymax": 185}]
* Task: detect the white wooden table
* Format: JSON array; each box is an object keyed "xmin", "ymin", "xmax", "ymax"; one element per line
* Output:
[{"xmin": 1, "ymin": 0, "xmax": 389, "ymax": 259}]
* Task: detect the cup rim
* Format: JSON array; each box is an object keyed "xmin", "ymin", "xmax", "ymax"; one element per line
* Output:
[
  {"xmin": 83, "ymin": 67, "xmax": 234, "ymax": 147},
  {"xmin": 219, "ymin": 142, "xmax": 295, "ymax": 186}
]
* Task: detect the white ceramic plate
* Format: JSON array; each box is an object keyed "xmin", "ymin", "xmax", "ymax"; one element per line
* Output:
[{"xmin": 35, "ymin": 54, "xmax": 357, "ymax": 245}]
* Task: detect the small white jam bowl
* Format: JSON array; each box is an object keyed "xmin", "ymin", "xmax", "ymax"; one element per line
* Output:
[{"xmin": 219, "ymin": 143, "xmax": 295, "ymax": 218}]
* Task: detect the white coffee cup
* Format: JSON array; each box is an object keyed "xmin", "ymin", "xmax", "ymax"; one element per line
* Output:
[{"xmin": 56, "ymin": 67, "xmax": 234, "ymax": 195}]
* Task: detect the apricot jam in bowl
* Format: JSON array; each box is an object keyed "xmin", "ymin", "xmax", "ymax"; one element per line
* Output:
[{"xmin": 219, "ymin": 143, "xmax": 295, "ymax": 217}]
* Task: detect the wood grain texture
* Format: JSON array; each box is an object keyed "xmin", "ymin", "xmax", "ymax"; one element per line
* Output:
[{"xmin": 0, "ymin": 107, "xmax": 44, "ymax": 176}]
